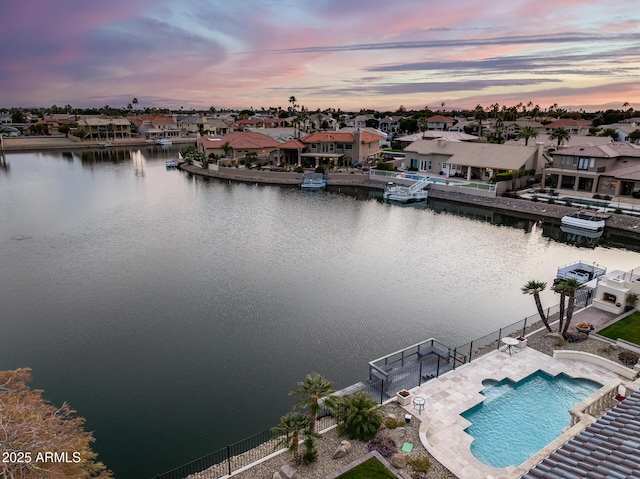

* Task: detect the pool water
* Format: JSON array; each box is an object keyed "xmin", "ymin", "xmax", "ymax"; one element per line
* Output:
[{"xmin": 461, "ymin": 370, "xmax": 601, "ymax": 468}]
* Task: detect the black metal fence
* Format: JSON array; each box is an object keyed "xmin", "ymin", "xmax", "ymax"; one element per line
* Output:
[{"xmin": 155, "ymin": 297, "xmax": 594, "ymax": 479}]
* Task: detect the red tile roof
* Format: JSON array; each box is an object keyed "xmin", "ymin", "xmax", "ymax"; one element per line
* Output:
[
  {"xmin": 280, "ymin": 139, "xmax": 306, "ymax": 149},
  {"xmin": 199, "ymin": 131, "xmax": 280, "ymax": 150},
  {"xmin": 427, "ymin": 115, "xmax": 454, "ymax": 123}
]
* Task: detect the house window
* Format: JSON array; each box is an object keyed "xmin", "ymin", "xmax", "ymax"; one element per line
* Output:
[
  {"xmin": 600, "ymin": 179, "xmax": 618, "ymax": 191},
  {"xmin": 561, "ymin": 156, "xmax": 571, "ymax": 166},
  {"xmin": 345, "ymin": 144, "xmax": 352, "ymax": 150},
  {"xmin": 577, "ymin": 157, "xmax": 589, "ymax": 170},
  {"xmin": 428, "ymin": 160, "xmax": 432, "ymax": 170}
]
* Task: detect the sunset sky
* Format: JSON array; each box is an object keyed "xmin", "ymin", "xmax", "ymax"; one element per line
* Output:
[{"xmin": 2, "ymin": 0, "xmax": 639, "ymax": 112}]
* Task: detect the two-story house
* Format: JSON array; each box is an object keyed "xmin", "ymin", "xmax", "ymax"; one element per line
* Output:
[
  {"xmin": 544, "ymin": 119, "xmax": 591, "ymax": 136},
  {"xmin": 543, "ymin": 142, "xmax": 640, "ymax": 196},
  {"xmin": 76, "ymin": 116, "xmax": 132, "ymax": 140},
  {"xmin": 280, "ymin": 130, "xmax": 382, "ymax": 168},
  {"xmin": 427, "ymin": 115, "xmax": 455, "ymax": 131},
  {"xmin": 129, "ymin": 115, "xmax": 180, "ymax": 140},
  {"xmin": 378, "ymin": 116, "xmax": 402, "ymax": 134}
]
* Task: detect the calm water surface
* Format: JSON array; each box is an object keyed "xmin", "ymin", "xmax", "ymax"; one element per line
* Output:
[{"xmin": 0, "ymin": 148, "xmax": 638, "ymax": 479}]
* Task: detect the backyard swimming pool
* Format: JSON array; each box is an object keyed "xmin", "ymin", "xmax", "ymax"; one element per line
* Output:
[{"xmin": 461, "ymin": 370, "xmax": 601, "ymax": 468}]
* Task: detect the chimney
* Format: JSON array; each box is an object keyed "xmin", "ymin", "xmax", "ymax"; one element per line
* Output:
[{"xmin": 437, "ymin": 138, "xmax": 444, "ymax": 148}]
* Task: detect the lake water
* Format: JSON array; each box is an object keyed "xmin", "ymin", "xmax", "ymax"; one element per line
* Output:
[{"xmin": 0, "ymin": 147, "xmax": 638, "ymax": 479}]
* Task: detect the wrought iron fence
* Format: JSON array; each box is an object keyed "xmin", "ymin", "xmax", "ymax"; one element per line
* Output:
[{"xmin": 155, "ymin": 299, "xmax": 594, "ymax": 479}]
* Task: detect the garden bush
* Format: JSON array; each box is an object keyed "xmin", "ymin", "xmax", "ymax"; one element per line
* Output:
[
  {"xmin": 548, "ymin": 197, "xmax": 555, "ymax": 204},
  {"xmin": 375, "ymin": 162, "xmax": 395, "ymax": 171},
  {"xmin": 367, "ymin": 434, "xmax": 397, "ymax": 457},
  {"xmin": 618, "ymin": 350, "xmax": 639, "ymax": 366},
  {"xmin": 562, "ymin": 332, "xmax": 587, "ymax": 343},
  {"xmin": 315, "ymin": 166, "xmax": 325, "ymax": 174},
  {"xmin": 593, "ymin": 193, "xmax": 601, "ymax": 199},
  {"xmin": 384, "ymin": 417, "xmax": 405, "ymax": 429},
  {"xmin": 408, "ymin": 456, "xmax": 431, "ymax": 474}
]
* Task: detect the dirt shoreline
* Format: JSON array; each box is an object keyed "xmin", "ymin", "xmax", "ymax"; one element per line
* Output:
[{"xmin": 179, "ymin": 162, "xmax": 640, "ymax": 234}]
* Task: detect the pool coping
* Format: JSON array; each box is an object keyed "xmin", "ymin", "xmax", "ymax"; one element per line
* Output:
[{"xmin": 400, "ymin": 346, "xmax": 626, "ymax": 479}]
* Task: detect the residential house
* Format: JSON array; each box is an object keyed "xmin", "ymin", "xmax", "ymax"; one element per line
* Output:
[
  {"xmin": 198, "ymin": 131, "xmax": 280, "ymax": 162},
  {"xmin": 308, "ymin": 113, "xmax": 338, "ymax": 130},
  {"xmin": 396, "ymin": 131, "xmax": 478, "ymax": 149},
  {"xmin": 0, "ymin": 113, "xmax": 12, "ymax": 124},
  {"xmin": 404, "ymin": 139, "xmax": 543, "ymax": 181},
  {"xmin": 597, "ymin": 122, "xmax": 639, "ymax": 142},
  {"xmin": 543, "ymin": 142, "xmax": 640, "ymax": 196},
  {"xmin": 592, "ymin": 269, "xmax": 640, "ymax": 315},
  {"xmin": 506, "ymin": 134, "xmax": 613, "ymax": 150},
  {"xmin": 497, "ymin": 120, "xmax": 545, "ymax": 137},
  {"xmin": 76, "ymin": 116, "xmax": 132, "ymax": 140},
  {"xmin": 178, "ymin": 115, "xmax": 232, "ymax": 136},
  {"xmin": 129, "ymin": 115, "xmax": 180, "ymax": 140},
  {"xmin": 345, "ymin": 115, "xmax": 373, "ymax": 130},
  {"xmin": 378, "ymin": 116, "xmax": 402, "ymax": 134},
  {"xmin": 279, "ymin": 130, "xmax": 382, "ymax": 168},
  {"xmin": 233, "ymin": 118, "xmax": 287, "ymax": 130},
  {"xmin": 427, "ymin": 115, "xmax": 455, "ymax": 131},
  {"xmin": 544, "ymin": 118, "xmax": 591, "ymax": 136}
]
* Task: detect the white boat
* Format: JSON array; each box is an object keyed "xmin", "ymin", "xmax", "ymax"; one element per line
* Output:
[
  {"xmin": 383, "ymin": 177, "xmax": 430, "ymax": 203},
  {"xmin": 157, "ymin": 138, "xmax": 172, "ymax": 146},
  {"xmin": 301, "ymin": 173, "xmax": 327, "ymax": 189},
  {"xmin": 100, "ymin": 141, "xmax": 113, "ymax": 148},
  {"xmin": 165, "ymin": 160, "xmax": 177, "ymax": 168},
  {"xmin": 561, "ymin": 211, "xmax": 605, "ymax": 231}
]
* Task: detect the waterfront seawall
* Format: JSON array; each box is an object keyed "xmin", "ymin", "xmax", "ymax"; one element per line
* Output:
[{"xmin": 179, "ymin": 162, "xmax": 640, "ymax": 234}]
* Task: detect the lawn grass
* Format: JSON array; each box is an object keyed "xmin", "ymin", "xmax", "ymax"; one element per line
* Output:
[
  {"xmin": 598, "ymin": 311, "xmax": 640, "ymax": 345},
  {"xmin": 336, "ymin": 457, "xmax": 398, "ymax": 479}
]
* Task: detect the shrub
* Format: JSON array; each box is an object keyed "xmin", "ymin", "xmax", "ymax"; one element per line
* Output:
[
  {"xmin": 555, "ymin": 337, "xmax": 567, "ymax": 347},
  {"xmin": 384, "ymin": 417, "xmax": 405, "ymax": 429},
  {"xmin": 335, "ymin": 391, "xmax": 384, "ymax": 442},
  {"xmin": 375, "ymin": 162, "xmax": 395, "ymax": 171},
  {"xmin": 315, "ymin": 166, "xmax": 325, "ymax": 174},
  {"xmin": 593, "ymin": 193, "xmax": 602, "ymax": 199},
  {"xmin": 367, "ymin": 434, "xmax": 397, "ymax": 457},
  {"xmin": 408, "ymin": 166, "xmax": 418, "ymax": 171},
  {"xmin": 618, "ymin": 350, "xmax": 639, "ymax": 366},
  {"xmin": 565, "ymin": 199, "xmax": 572, "ymax": 207},
  {"xmin": 531, "ymin": 195, "xmax": 539, "ymax": 202},
  {"xmin": 598, "ymin": 345, "xmax": 615, "ymax": 355},
  {"xmin": 294, "ymin": 166, "xmax": 304, "ymax": 173},
  {"xmin": 408, "ymin": 456, "xmax": 431, "ymax": 473},
  {"xmin": 562, "ymin": 332, "xmax": 588, "ymax": 343},
  {"xmin": 604, "ymin": 195, "xmax": 612, "ymax": 200},
  {"xmin": 614, "ymin": 208, "xmax": 622, "ymax": 214},
  {"xmin": 548, "ymin": 197, "xmax": 555, "ymax": 204}
]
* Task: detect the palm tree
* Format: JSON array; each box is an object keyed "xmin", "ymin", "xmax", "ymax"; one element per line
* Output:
[
  {"xmin": 517, "ymin": 125, "xmax": 539, "ymax": 146},
  {"xmin": 418, "ymin": 117, "xmax": 429, "ymax": 137},
  {"xmin": 562, "ymin": 279, "xmax": 585, "ymax": 334},
  {"xmin": 550, "ymin": 126, "xmax": 571, "ymax": 147},
  {"xmin": 474, "ymin": 104, "xmax": 487, "ymax": 137},
  {"xmin": 552, "ymin": 281, "xmax": 569, "ymax": 332},
  {"xmin": 334, "ymin": 391, "xmax": 384, "ymax": 442},
  {"xmin": 133, "ymin": 98, "xmax": 138, "ymax": 111},
  {"xmin": 289, "ymin": 374, "xmax": 335, "ymax": 432},
  {"xmin": 272, "ymin": 412, "xmax": 309, "ymax": 464},
  {"xmin": 521, "ymin": 280, "xmax": 552, "ymax": 332}
]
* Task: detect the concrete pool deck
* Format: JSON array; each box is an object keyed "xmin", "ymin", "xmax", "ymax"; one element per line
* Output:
[{"xmin": 399, "ymin": 346, "xmax": 624, "ymax": 479}]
